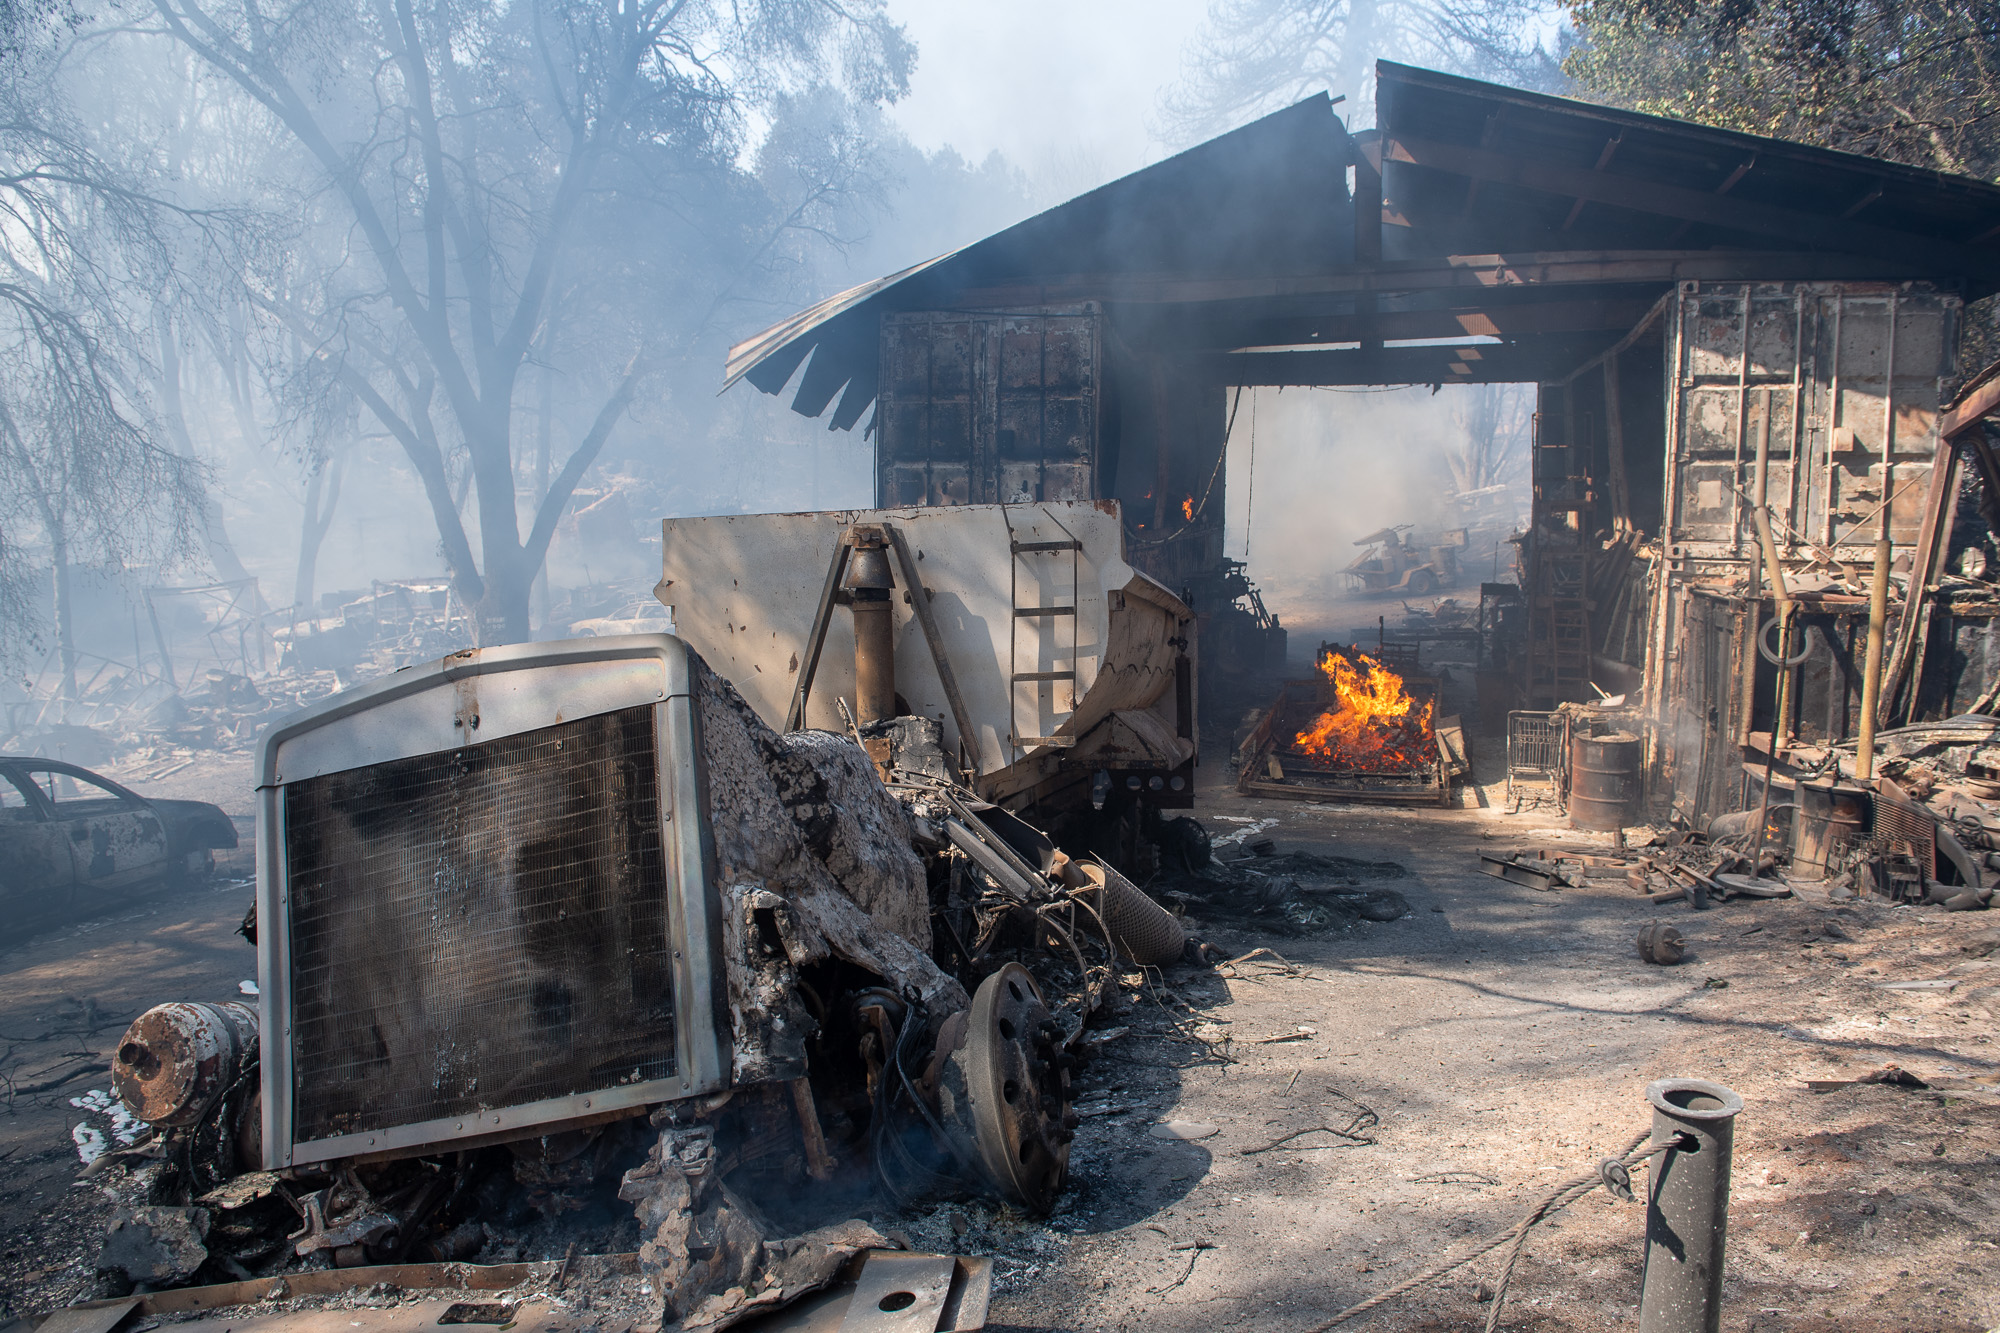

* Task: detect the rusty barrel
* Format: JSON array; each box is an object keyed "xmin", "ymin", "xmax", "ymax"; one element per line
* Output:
[
  {"xmin": 1569, "ymin": 731, "xmax": 1642, "ymax": 832},
  {"xmin": 1794, "ymin": 781, "xmax": 1871, "ymax": 877}
]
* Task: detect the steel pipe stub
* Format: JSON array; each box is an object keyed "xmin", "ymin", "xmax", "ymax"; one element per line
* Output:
[
  {"xmin": 1639, "ymin": 1078, "xmax": 1742, "ymax": 1333},
  {"xmin": 1645, "ymin": 1078, "xmax": 1743, "ymax": 1125}
]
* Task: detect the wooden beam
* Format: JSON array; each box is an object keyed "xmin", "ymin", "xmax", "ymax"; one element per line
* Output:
[
  {"xmin": 1386, "ymin": 132, "xmax": 2000, "ymax": 279},
  {"xmin": 1214, "ymin": 338, "xmax": 1599, "ymax": 386},
  {"xmin": 1880, "ymin": 435, "xmax": 1961, "ymax": 724},
  {"xmin": 1841, "ymin": 181, "xmax": 1885, "ymax": 219},
  {"xmin": 1942, "ymin": 370, "xmax": 2000, "ymax": 438},
  {"xmin": 1562, "ymin": 134, "xmax": 1624, "ymax": 231},
  {"xmin": 950, "ymin": 250, "xmax": 1950, "ymax": 309}
]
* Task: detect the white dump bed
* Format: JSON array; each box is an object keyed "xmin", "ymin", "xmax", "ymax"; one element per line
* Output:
[{"xmin": 657, "ymin": 501, "xmax": 1193, "ymax": 801}]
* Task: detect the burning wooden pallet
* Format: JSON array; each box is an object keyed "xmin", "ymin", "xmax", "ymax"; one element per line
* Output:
[{"xmin": 1234, "ymin": 648, "xmax": 1466, "ymax": 807}]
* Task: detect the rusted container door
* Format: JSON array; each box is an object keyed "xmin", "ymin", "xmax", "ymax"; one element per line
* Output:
[
  {"xmin": 879, "ymin": 314, "xmax": 978, "ymax": 506},
  {"xmin": 878, "ymin": 306, "xmax": 1099, "ymax": 508},
  {"xmin": 1667, "ymin": 282, "xmax": 1956, "ymax": 560}
]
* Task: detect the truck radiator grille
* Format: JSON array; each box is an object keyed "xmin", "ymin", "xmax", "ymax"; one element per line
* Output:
[{"xmin": 283, "ymin": 705, "xmax": 676, "ymax": 1143}]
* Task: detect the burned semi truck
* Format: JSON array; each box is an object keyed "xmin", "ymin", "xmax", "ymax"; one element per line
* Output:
[{"xmin": 103, "ymin": 615, "xmax": 1190, "ymax": 1322}]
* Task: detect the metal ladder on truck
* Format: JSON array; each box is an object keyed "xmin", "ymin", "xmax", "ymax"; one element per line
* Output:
[{"xmin": 1007, "ymin": 512, "xmax": 1081, "ymax": 756}]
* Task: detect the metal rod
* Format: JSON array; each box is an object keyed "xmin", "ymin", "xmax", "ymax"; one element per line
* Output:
[
  {"xmin": 1737, "ymin": 391, "xmax": 1771, "ymax": 744},
  {"xmin": 1857, "ymin": 537, "xmax": 1892, "ymax": 779},
  {"xmin": 784, "ymin": 533, "xmax": 852, "ymax": 732},
  {"xmin": 884, "ymin": 523, "xmax": 981, "ymax": 780},
  {"xmin": 943, "ymin": 818, "xmax": 1036, "ymax": 903},
  {"xmin": 1639, "ymin": 1079, "xmax": 1742, "ymax": 1333},
  {"xmin": 1749, "ymin": 506, "xmax": 1795, "ymax": 864}
]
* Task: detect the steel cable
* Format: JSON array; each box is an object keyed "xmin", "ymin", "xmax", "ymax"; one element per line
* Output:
[{"xmin": 1302, "ymin": 1129, "xmax": 1680, "ymax": 1332}]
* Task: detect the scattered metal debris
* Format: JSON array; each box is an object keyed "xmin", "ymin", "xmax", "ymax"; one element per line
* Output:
[
  {"xmin": 1478, "ymin": 853, "xmax": 1568, "ymax": 891},
  {"xmin": 1636, "ymin": 922, "xmax": 1686, "ymax": 966}
]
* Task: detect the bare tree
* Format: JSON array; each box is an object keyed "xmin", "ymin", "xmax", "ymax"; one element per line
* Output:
[
  {"xmin": 0, "ymin": 290, "xmax": 202, "ymax": 694},
  {"xmin": 1160, "ymin": 0, "xmax": 1562, "ymax": 143},
  {"xmin": 0, "ymin": 27, "xmax": 205, "ymax": 681},
  {"xmin": 143, "ymin": 0, "xmax": 914, "ymax": 644},
  {"xmin": 1444, "ymin": 382, "xmax": 1534, "ymax": 496}
]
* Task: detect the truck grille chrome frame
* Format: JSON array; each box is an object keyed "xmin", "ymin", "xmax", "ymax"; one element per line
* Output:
[{"xmin": 254, "ymin": 636, "xmax": 728, "ymax": 1169}]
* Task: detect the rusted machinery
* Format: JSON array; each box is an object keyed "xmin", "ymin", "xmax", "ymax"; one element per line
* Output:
[
  {"xmin": 657, "ymin": 501, "xmax": 1196, "ymax": 822},
  {"xmin": 1343, "ymin": 525, "xmax": 1469, "ymax": 597},
  {"xmin": 97, "ymin": 631, "xmax": 1195, "ymax": 1319}
]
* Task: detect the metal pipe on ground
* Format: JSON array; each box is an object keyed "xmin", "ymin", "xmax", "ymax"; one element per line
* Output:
[{"xmin": 1638, "ymin": 1078, "xmax": 1742, "ymax": 1333}]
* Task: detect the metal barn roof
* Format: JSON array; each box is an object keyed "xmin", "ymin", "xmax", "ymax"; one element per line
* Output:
[{"xmin": 730, "ymin": 61, "xmax": 2000, "ymax": 423}]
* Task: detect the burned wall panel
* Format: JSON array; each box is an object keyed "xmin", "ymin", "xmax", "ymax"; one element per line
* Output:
[
  {"xmin": 1664, "ymin": 283, "xmax": 1956, "ymax": 563},
  {"xmin": 1913, "ymin": 602, "xmax": 2000, "ymax": 720},
  {"xmin": 1642, "ymin": 282, "xmax": 1960, "ymax": 825}
]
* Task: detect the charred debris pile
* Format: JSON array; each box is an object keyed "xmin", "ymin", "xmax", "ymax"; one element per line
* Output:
[
  {"xmin": 72, "ymin": 649, "xmax": 1263, "ymax": 1330},
  {"xmin": 1479, "ymin": 700, "xmax": 2000, "ymax": 953},
  {"xmin": 4, "ymin": 578, "xmax": 650, "ymax": 774}
]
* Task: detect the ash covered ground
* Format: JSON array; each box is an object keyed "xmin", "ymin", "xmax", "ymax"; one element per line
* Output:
[{"xmin": 3, "ymin": 749, "xmax": 1998, "ymax": 1333}]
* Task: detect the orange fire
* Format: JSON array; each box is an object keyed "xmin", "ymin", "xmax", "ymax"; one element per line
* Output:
[
  {"xmin": 1292, "ymin": 650, "xmax": 1437, "ymax": 772},
  {"xmin": 1181, "ymin": 495, "xmax": 1195, "ymax": 521}
]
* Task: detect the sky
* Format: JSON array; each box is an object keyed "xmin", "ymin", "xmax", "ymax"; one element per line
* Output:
[{"xmin": 880, "ymin": 0, "xmax": 1216, "ymax": 200}]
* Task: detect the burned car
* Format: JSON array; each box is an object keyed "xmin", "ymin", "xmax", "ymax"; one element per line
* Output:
[
  {"xmin": 0, "ymin": 756, "xmax": 237, "ymax": 929},
  {"xmin": 101, "ymin": 633, "xmax": 1180, "ymax": 1327}
]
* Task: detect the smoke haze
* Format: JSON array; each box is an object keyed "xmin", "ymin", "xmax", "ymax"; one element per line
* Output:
[
  {"xmin": 1224, "ymin": 383, "xmax": 1532, "ymax": 649},
  {"xmin": 2, "ymin": 0, "xmax": 1559, "ymax": 706}
]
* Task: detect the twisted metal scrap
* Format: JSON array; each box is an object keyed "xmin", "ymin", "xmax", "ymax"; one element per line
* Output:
[{"xmin": 1304, "ymin": 1129, "xmax": 1678, "ymax": 1332}]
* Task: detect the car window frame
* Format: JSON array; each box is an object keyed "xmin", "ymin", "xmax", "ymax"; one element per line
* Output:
[
  {"xmin": 0, "ymin": 765, "xmax": 49, "ymax": 821},
  {"xmin": 13, "ymin": 761, "xmax": 147, "ymax": 818}
]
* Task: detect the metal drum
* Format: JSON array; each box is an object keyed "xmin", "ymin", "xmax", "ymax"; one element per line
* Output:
[
  {"xmin": 1569, "ymin": 731, "xmax": 1642, "ymax": 832},
  {"xmin": 1794, "ymin": 781, "xmax": 1871, "ymax": 877}
]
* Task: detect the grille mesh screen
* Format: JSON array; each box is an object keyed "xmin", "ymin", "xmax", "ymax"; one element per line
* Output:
[{"xmin": 284, "ymin": 705, "xmax": 676, "ymax": 1143}]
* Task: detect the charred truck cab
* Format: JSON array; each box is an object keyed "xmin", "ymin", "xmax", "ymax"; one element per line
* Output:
[{"xmin": 107, "ymin": 631, "xmax": 1133, "ymax": 1316}]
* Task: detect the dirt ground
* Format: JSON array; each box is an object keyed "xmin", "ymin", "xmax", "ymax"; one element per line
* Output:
[{"xmin": 4, "ymin": 744, "xmax": 1999, "ymax": 1333}]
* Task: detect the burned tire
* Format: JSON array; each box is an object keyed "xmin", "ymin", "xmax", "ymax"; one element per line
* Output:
[{"xmin": 1405, "ymin": 569, "xmax": 1437, "ymax": 596}]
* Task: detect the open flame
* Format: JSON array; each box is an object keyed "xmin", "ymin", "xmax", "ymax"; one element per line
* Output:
[
  {"xmin": 1181, "ymin": 495, "xmax": 1194, "ymax": 521},
  {"xmin": 1292, "ymin": 650, "xmax": 1437, "ymax": 772}
]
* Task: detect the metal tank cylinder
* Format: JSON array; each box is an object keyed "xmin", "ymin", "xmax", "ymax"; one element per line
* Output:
[
  {"xmin": 111, "ymin": 1000, "xmax": 258, "ymax": 1127},
  {"xmin": 845, "ymin": 532, "xmax": 897, "ymax": 724},
  {"xmin": 1569, "ymin": 731, "xmax": 1642, "ymax": 832}
]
